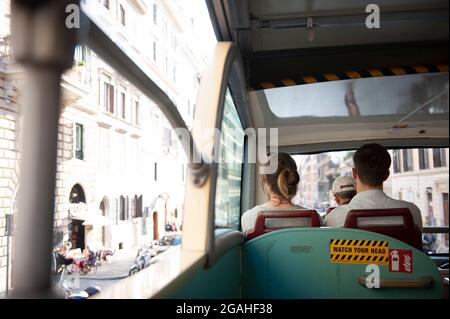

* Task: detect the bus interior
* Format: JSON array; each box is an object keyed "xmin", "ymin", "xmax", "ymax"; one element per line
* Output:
[{"xmin": 4, "ymin": 0, "xmax": 449, "ymax": 299}]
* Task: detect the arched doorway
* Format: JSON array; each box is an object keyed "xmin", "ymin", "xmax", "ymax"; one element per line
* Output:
[
  {"xmin": 69, "ymin": 184, "xmax": 86, "ymax": 249},
  {"xmin": 153, "ymin": 211, "xmax": 158, "ymax": 240}
]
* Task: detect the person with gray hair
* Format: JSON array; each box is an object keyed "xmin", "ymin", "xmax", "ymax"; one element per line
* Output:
[{"xmin": 331, "ymin": 176, "xmax": 356, "ymax": 206}]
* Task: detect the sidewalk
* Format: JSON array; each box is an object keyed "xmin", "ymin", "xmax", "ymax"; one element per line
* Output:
[{"xmin": 80, "ymin": 251, "xmax": 136, "ymax": 280}]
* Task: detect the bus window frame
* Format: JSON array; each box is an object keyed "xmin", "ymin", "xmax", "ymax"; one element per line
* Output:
[{"xmin": 183, "ymin": 42, "xmax": 250, "ymax": 268}]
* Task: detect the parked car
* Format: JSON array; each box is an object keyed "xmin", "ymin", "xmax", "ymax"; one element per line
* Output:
[{"xmin": 151, "ymin": 233, "xmax": 182, "ymax": 254}]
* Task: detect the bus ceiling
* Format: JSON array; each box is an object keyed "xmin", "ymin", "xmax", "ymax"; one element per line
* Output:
[{"xmin": 205, "ymin": 0, "xmax": 449, "ymax": 89}]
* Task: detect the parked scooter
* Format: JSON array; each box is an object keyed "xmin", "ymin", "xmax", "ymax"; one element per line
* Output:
[
  {"xmin": 128, "ymin": 247, "xmax": 154, "ymax": 276},
  {"xmin": 67, "ymin": 286, "xmax": 102, "ymax": 299}
]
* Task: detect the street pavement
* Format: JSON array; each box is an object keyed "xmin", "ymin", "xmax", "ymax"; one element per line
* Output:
[
  {"xmin": 53, "ymin": 250, "xmax": 137, "ymax": 296},
  {"xmin": 54, "ymin": 246, "xmax": 173, "ymax": 297},
  {"xmin": 81, "ymin": 253, "xmax": 135, "ymax": 280}
]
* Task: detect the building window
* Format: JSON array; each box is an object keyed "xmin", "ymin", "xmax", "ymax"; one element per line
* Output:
[
  {"xmin": 75, "ymin": 124, "xmax": 84, "ymax": 160},
  {"xmin": 433, "ymin": 148, "xmax": 447, "ymax": 168},
  {"xmin": 132, "ymin": 195, "xmax": 143, "ymax": 218},
  {"xmin": 119, "ymin": 4, "xmax": 126, "ymax": 26},
  {"xmin": 152, "ymin": 42, "xmax": 157, "ymax": 62},
  {"xmin": 100, "ymin": 0, "xmax": 110, "ymax": 9},
  {"xmin": 134, "ymin": 101, "xmax": 140, "ymax": 125},
  {"xmin": 153, "ymin": 3, "xmax": 157, "ymax": 24},
  {"xmin": 103, "ymin": 80, "xmax": 115, "ymax": 114},
  {"xmin": 120, "ymin": 196, "xmax": 126, "ymax": 220},
  {"xmin": 154, "ymin": 162, "xmax": 158, "ymax": 181},
  {"xmin": 393, "ymin": 150, "xmax": 401, "ymax": 173},
  {"xmin": 419, "ymin": 149, "xmax": 429, "ymax": 170},
  {"xmin": 402, "ymin": 149, "xmax": 412, "ymax": 172},
  {"xmin": 173, "ymin": 66, "xmax": 176, "ymax": 82},
  {"xmin": 74, "ymin": 44, "xmax": 87, "ymax": 64},
  {"xmin": 137, "ymin": 195, "xmax": 143, "ymax": 218},
  {"xmin": 426, "ymin": 187, "xmax": 433, "ymax": 218},
  {"xmin": 130, "ymin": 196, "xmax": 136, "ymax": 218},
  {"xmin": 120, "ymin": 92, "xmax": 126, "ymax": 119},
  {"xmin": 103, "ymin": 83, "xmax": 109, "ymax": 110},
  {"xmin": 126, "ymin": 196, "xmax": 130, "ymax": 220},
  {"xmin": 181, "ymin": 164, "xmax": 185, "ymax": 182}
]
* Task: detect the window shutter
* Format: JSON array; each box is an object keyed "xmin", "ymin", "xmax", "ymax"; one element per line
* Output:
[{"xmin": 109, "ymin": 84, "xmax": 115, "ymax": 113}]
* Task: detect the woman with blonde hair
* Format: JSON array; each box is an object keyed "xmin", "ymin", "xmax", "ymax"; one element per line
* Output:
[{"xmin": 241, "ymin": 152, "xmax": 309, "ymax": 237}]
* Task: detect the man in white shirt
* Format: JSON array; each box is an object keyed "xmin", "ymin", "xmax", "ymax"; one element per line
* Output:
[{"xmin": 324, "ymin": 143, "xmax": 423, "ymax": 231}]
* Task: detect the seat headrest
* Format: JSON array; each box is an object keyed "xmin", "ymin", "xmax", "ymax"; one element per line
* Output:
[
  {"xmin": 246, "ymin": 209, "xmax": 321, "ymax": 240},
  {"xmin": 344, "ymin": 208, "xmax": 422, "ymax": 250}
]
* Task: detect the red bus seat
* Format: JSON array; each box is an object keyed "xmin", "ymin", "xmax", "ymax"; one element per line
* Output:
[
  {"xmin": 246, "ymin": 210, "xmax": 321, "ymax": 240},
  {"xmin": 343, "ymin": 208, "xmax": 422, "ymax": 250}
]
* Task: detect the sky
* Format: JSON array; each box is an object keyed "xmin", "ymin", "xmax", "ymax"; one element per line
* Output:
[{"xmin": 177, "ymin": 0, "xmax": 217, "ymax": 60}]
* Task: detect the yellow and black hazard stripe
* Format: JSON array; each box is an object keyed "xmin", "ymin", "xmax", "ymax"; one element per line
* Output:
[
  {"xmin": 329, "ymin": 239, "xmax": 389, "ymax": 265},
  {"xmin": 330, "ymin": 239, "xmax": 389, "ymax": 246},
  {"xmin": 254, "ymin": 64, "xmax": 448, "ymax": 90}
]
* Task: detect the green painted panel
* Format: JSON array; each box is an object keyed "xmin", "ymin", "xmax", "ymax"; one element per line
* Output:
[
  {"xmin": 242, "ymin": 228, "xmax": 443, "ymax": 299},
  {"xmin": 170, "ymin": 245, "xmax": 241, "ymax": 299}
]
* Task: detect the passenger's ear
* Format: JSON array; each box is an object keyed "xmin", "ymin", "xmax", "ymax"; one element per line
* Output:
[
  {"xmin": 333, "ymin": 193, "xmax": 341, "ymax": 205},
  {"xmin": 352, "ymin": 167, "xmax": 357, "ymax": 179}
]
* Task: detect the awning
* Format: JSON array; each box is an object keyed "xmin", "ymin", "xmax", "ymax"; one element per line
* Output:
[
  {"xmin": 82, "ymin": 215, "xmax": 114, "ymax": 226},
  {"xmin": 68, "ymin": 203, "xmax": 90, "ymax": 220},
  {"xmin": 68, "ymin": 203, "xmax": 113, "ymax": 226}
]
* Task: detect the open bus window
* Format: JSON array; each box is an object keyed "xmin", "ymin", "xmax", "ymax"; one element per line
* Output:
[
  {"xmin": 0, "ymin": 0, "xmax": 215, "ymax": 298},
  {"xmin": 55, "ymin": 45, "xmax": 190, "ymax": 295},
  {"xmin": 292, "ymin": 148, "xmax": 449, "ymax": 254}
]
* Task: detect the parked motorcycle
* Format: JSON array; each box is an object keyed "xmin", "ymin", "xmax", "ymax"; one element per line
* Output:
[{"xmin": 128, "ymin": 247, "xmax": 154, "ymax": 276}]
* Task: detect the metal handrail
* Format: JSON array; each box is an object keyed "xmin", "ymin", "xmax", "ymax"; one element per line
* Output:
[
  {"xmin": 358, "ymin": 275, "xmax": 433, "ymax": 288},
  {"xmin": 423, "ymin": 226, "xmax": 449, "ymax": 234}
]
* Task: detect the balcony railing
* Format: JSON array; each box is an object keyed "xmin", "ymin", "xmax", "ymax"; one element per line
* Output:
[{"xmin": 64, "ymin": 62, "xmax": 92, "ymax": 87}]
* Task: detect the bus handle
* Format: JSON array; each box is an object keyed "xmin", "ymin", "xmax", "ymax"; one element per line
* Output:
[{"xmin": 357, "ymin": 276, "xmax": 433, "ymax": 288}]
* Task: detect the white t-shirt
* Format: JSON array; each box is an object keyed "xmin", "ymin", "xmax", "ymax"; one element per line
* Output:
[
  {"xmin": 324, "ymin": 190, "xmax": 423, "ymax": 231},
  {"xmin": 241, "ymin": 204, "xmax": 312, "ymax": 236}
]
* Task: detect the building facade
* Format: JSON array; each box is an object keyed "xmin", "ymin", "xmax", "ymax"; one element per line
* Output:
[
  {"xmin": 389, "ymin": 148, "xmax": 449, "ymax": 252},
  {"xmin": 0, "ymin": 0, "xmax": 19, "ymax": 296},
  {"xmin": 296, "ymin": 152, "xmax": 353, "ymax": 212},
  {"xmin": 0, "ymin": 0, "xmax": 208, "ymax": 295}
]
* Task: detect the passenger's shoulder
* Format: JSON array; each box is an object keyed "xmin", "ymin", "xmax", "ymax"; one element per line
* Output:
[
  {"xmin": 324, "ymin": 205, "xmax": 347, "ymax": 224},
  {"xmin": 329, "ymin": 205, "xmax": 349, "ymax": 215},
  {"xmin": 242, "ymin": 205, "xmax": 261, "ymax": 217},
  {"xmin": 396, "ymin": 198, "xmax": 420, "ymax": 211}
]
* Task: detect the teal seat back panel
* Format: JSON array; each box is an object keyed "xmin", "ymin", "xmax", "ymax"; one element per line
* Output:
[
  {"xmin": 242, "ymin": 228, "xmax": 442, "ymax": 299},
  {"xmin": 170, "ymin": 245, "xmax": 241, "ymax": 299}
]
